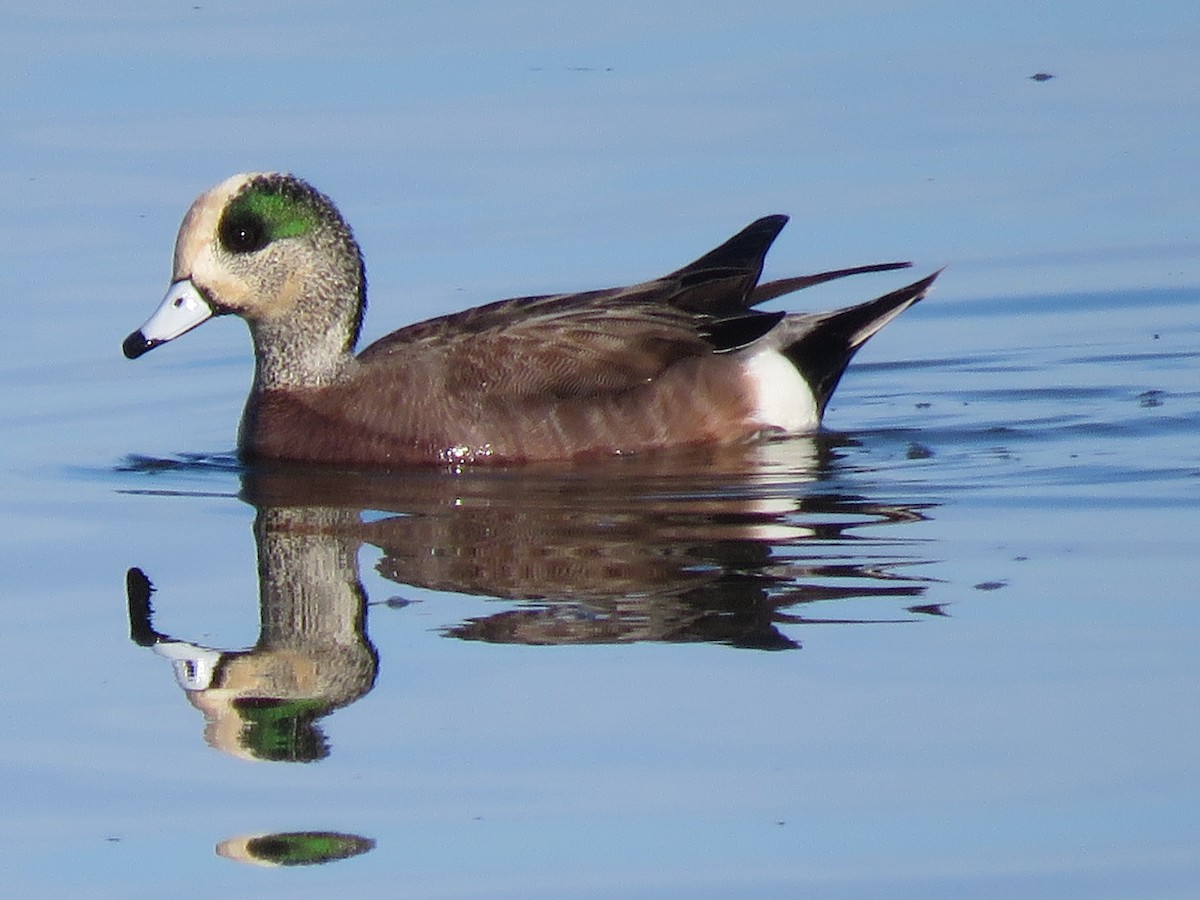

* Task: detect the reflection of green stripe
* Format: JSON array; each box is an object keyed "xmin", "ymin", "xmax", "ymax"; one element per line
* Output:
[
  {"xmin": 245, "ymin": 831, "xmax": 375, "ymax": 866},
  {"xmin": 234, "ymin": 697, "xmax": 329, "ymax": 762}
]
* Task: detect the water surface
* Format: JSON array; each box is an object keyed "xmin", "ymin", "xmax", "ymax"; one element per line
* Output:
[{"xmin": 2, "ymin": 3, "xmax": 1198, "ymax": 898}]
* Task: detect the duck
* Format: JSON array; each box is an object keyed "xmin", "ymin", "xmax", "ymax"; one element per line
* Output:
[{"xmin": 123, "ymin": 173, "xmax": 938, "ymax": 467}]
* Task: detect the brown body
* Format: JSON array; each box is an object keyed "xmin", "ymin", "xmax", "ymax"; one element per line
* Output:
[{"xmin": 243, "ymin": 353, "xmax": 756, "ymax": 466}]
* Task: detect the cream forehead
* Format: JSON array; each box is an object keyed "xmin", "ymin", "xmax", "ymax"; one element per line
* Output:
[{"xmin": 172, "ymin": 173, "xmax": 273, "ymax": 274}]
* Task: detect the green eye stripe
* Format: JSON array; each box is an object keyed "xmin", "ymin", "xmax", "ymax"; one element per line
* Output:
[{"xmin": 228, "ymin": 181, "xmax": 319, "ymax": 241}]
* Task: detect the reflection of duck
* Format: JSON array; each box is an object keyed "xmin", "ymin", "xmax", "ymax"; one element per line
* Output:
[
  {"xmin": 123, "ymin": 172, "xmax": 937, "ymax": 466},
  {"xmin": 243, "ymin": 439, "xmax": 936, "ymax": 653},
  {"xmin": 126, "ymin": 439, "xmax": 937, "ymax": 757},
  {"xmin": 126, "ymin": 505, "xmax": 378, "ymax": 762}
]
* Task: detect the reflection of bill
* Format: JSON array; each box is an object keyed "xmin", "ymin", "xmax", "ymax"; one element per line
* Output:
[
  {"xmin": 216, "ymin": 831, "xmax": 375, "ymax": 867},
  {"xmin": 125, "ymin": 505, "xmax": 379, "ymax": 763}
]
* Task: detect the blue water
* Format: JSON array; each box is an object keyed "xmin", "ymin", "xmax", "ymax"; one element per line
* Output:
[{"xmin": 2, "ymin": 3, "xmax": 1199, "ymax": 898}]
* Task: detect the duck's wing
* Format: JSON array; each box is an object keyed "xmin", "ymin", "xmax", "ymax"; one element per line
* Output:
[
  {"xmin": 359, "ymin": 283, "xmax": 782, "ymax": 400},
  {"xmin": 356, "ymin": 216, "xmax": 914, "ymax": 401}
]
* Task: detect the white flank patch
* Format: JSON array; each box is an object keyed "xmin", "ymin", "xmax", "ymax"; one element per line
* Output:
[{"xmin": 741, "ymin": 349, "xmax": 819, "ymax": 433}]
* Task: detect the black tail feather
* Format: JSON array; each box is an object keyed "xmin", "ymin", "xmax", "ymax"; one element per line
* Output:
[
  {"xmin": 665, "ymin": 215, "xmax": 919, "ymax": 319},
  {"xmin": 668, "ymin": 215, "xmax": 790, "ymax": 281},
  {"xmin": 783, "ymin": 270, "xmax": 940, "ymax": 416},
  {"xmin": 666, "ymin": 216, "xmax": 790, "ymax": 314},
  {"xmin": 751, "ymin": 261, "xmax": 913, "ymax": 305}
]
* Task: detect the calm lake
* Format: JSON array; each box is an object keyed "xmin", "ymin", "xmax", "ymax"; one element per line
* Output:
[{"xmin": 2, "ymin": 3, "xmax": 1198, "ymax": 898}]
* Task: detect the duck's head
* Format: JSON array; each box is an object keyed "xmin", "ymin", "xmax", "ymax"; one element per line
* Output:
[{"xmin": 123, "ymin": 173, "xmax": 366, "ymax": 382}]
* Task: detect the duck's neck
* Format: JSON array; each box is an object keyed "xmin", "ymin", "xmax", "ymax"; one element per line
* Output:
[{"xmin": 249, "ymin": 308, "xmax": 359, "ymax": 391}]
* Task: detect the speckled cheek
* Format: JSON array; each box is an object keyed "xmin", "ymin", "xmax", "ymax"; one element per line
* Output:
[
  {"xmin": 188, "ymin": 245, "xmax": 251, "ymax": 311},
  {"xmin": 260, "ymin": 269, "xmax": 305, "ymax": 320}
]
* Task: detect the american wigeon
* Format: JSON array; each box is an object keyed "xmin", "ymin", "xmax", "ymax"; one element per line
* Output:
[{"xmin": 123, "ymin": 173, "xmax": 937, "ymax": 467}]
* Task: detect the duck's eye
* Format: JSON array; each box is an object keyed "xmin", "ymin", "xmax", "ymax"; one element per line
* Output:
[{"xmin": 218, "ymin": 210, "xmax": 270, "ymax": 253}]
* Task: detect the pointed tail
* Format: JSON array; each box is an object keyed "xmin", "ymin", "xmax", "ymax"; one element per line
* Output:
[{"xmin": 782, "ymin": 270, "xmax": 941, "ymax": 417}]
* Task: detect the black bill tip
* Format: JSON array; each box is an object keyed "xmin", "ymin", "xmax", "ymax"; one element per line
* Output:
[{"xmin": 122, "ymin": 330, "xmax": 158, "ymax": 359}]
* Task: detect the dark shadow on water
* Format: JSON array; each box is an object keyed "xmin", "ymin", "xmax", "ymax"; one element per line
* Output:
[{"xmin": 122, "ymin": 437, "xmax": 939, "ymax": 761}]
